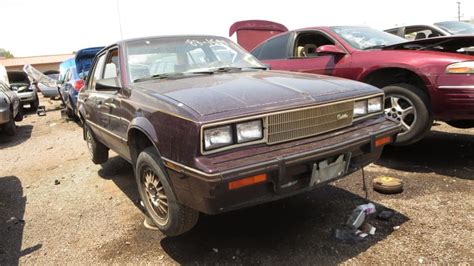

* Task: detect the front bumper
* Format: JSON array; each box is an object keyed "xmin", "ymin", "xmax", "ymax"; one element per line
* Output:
[
  {"xmin": 164, "ymin": 117, "xmax": 401, "ymax": 214},
  {"xmin": 17, "ymin": 92, "xmax": 36, "ymax": 103}
]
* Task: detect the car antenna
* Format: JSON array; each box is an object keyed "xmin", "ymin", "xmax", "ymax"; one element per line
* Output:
[{"xmin": 116, "ymin": 0, "xmax": 124, "ymax": 42}]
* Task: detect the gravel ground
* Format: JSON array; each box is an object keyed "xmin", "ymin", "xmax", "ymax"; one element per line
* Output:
[{"xmin": 0, "ymin": 96, "xmax": 473, "ymax": 264}]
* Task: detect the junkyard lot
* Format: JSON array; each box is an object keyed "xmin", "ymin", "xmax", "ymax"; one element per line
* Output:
[{"xmin": 0, "ymin": 97, "xmax": 473, "ymax": 264}]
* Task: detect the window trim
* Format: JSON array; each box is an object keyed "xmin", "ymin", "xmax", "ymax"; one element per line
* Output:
[{"xmin": 289, "ymin": 30, "xmax": 349, "ymax": 59}]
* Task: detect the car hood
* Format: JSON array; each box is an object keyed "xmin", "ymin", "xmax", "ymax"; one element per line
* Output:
[
  {"xmin": 383, "ymin": 35, "xmax": 474, "ymax": 54},
  {"xmin": 134, "ymin": 71, "xmax": 380, "ymax": 117}
]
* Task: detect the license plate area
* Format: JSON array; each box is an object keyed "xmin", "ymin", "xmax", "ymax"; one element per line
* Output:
[{"xmin": 310, "ymin": 153, "xmax": 351, "ymax": 186}]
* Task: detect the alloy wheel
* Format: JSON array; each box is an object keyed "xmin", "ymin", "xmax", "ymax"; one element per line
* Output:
[
  {"xmin": 142, "ymin": 167, "xmax": 169, "ymax": 225},
  {"xmin": 384, "ymin": 95, "xmax": 417, "ymax": 136}
]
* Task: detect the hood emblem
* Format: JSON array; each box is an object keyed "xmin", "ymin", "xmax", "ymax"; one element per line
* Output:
[{"xmin": 337, "ymin": 113, "xmax": 350, "ymax": 120}]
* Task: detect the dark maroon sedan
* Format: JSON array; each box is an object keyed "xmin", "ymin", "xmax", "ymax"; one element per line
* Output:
[
  {"xmin": 78, "ymin": 35, "xmax": 400, "ymax": 235},
  {"xmin": 231, "ymin": 20, "xmax": 474, "ymax": 145}
]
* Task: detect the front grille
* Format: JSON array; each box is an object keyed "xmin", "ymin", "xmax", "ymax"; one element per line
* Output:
[{"xmin": 267, "ymin": 101, "xmax": 354, "ymax": 144}]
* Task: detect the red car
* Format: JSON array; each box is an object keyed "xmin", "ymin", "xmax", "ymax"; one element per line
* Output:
[{"xmin": 230, "ymin": 20, "xmax": 474, "ymax": 145}]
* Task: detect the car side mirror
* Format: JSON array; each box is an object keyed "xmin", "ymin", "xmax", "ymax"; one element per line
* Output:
[
  {"xmin": 316, "ymin": 45, "xmax": 346, "ymax": 56},
  {"xmin": 96, "ymin": 78, "xmax": 121, "ymax": 91}
]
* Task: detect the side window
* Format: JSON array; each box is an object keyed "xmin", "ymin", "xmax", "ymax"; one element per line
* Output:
[
  {"xmin": 88, "ymin": 54, "xmax": 107, "ymax": 91},
  {"xmin": 251, "ymin": 45, "xmax": 263, "ymax": 58},
  {"xmin": 104, "ymin": 49, "xmax": 119, "ymax": 79},
  {"xmin": 404, "ymin": 27, "xmax": 435, "ymax": 40},
  {"xmin": 294, "ymin": 32, "xmax": 335, "ymax": 57},
  {"xmin": 259, "ymin": 33, "xmax": 290, "ymax": 60}
]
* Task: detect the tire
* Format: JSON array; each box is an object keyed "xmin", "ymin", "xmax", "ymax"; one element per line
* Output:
[
  {"xmin": 66, "ymin": 106, "xmax": 75, "ymax": 119},
  {"xmin": 30, "ymin": 96, "xmax": 39, "ymax": 112},
  {"xmin": 85, "ymin": 125, "xmax": 109, "ymax": 164},
  {"xmin": 135, "ymin": 147, "xmax": 199, "ymax": 236},
  {"xmin": 382, "ymin": 83, "xmax": 433, "ymax": 146},
  {"xmin": 14, "ymin": 106, "xmax": 23, "ymax": 122},
  {"xmin": 3, "ymin": 113, "xmax": 16, "ymax": 136}
]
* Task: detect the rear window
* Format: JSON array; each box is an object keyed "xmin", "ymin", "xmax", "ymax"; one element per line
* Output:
[{"xmin": 258, "ymin": 33, "xmax": 290, "ymax": 60}]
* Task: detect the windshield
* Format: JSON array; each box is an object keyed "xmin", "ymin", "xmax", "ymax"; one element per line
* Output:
[
  {"xmin": 331, "ymin": 26, "xmax": 406, "ymax": 50},
  {"xmin": 125, "ymin": 36, "xmax": 265, "ymax": 82},
  {"xmin": 435, "ymin": 21, "xmax": 474, "ymax": 35}
]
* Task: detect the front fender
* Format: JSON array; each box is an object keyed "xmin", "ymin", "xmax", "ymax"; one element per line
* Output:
[{"xmin": 127, "ymin": 116, "xmax": 159, "ymax": 146}]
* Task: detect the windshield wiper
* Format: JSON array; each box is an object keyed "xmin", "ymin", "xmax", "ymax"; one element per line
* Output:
[
  {"xmin": 187, "ymin": 66, "xmax": 268, "ymax": 75},
  {"xmin": 363, "ymin": 45, "xmax": 386, "ymax": 50},
  {"xmin": 133, "ymin": 72, "xmax": 185, "ymax": 82}
]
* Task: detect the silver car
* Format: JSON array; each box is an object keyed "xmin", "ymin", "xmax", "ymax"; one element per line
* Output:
[
  {"xmin": 0, "ymin": 80, "xmax": 22, "ymax": 136},
  {"xmin": 7, "ymin": 71, "xmax": 39, "ymax": 111},
  {"xmin": 36, "ymin": 71, "xmax": 60, "ymax": 98}
]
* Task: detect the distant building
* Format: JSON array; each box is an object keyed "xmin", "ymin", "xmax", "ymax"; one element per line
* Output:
[{"xmin": 0, "ymin": 54, "xmax": 73, "ymax": 73}]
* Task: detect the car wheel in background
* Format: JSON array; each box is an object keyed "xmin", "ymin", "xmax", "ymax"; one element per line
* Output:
[
  {"xmin": 14, "ymin": 106, "xmax": 23, "ymax": 122},
  {"xmin": 383, "ymin": 83, "xmax": 432, "ymax": 146},
  {"xmin": 85, "ymin": 125, "xmax": 109, "ymax": 164},
  {"xmin": 135, "ymin": 147, "xmax": 199, "ymax": 236},
  {"xmin": 3, "ymin": 113, "xmax": 17, "ymax": 136},
  {"xmin": 30, "ymin": 96, "xmax": 39, "ymax": 112}
]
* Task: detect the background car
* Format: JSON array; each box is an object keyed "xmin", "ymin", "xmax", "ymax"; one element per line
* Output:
[
  {"xmin": 0, "ymin": 80, "xmax": 22, "ymax": 136},
  {"xmin": 7, "ymin": 71, "xmax": 39, "ymax": 111},
  {"xmin": 231, "ymin": 20, "xmax": 474, "ymax": 145},
  {"xmin": 58, "ymin": 47, "xmax": 104, "ymax": 118},
  {"xmin": 385, "ymin": 21, "xmax": 474, "ymax": 40},
  {"xmin": 36, "ymin": 70, "xmax": 60, "ymax": 99}
]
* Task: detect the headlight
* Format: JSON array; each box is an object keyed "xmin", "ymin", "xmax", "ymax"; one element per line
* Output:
[
  {"xmin": 204, "ymin": 125, "xmax": 233, "ymax": 150},
  {"xmin": 446, "ymin": 61, "xmax": 474, "ymax": 74},
  {"xmin": 368, "ymin": 97, "xmax": 383, "ymax": 113},
  {"xmin": 236, "ymin": 120, "xmax": 263, "ymax": 143},
  {"xmin": 354, "ymin": 100, "xmax": 368, "ymax": 117}
]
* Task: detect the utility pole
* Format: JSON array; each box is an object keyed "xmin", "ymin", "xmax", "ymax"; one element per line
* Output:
[{"xmin": 457, "ymin": 1, "xmax": 461, "ymax": 21}]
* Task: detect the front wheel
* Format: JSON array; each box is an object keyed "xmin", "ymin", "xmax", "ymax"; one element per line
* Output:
[
  {"xmin": 382, "ymin": 83, "xmax": 433, "ymax": 146},
  {"xmin": 135, "ymin": 147, "xmax": 199, "ymax": 236}
]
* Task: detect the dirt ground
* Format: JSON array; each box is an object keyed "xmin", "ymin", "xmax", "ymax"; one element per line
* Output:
[{"xmin": 1, "ymin": 96, "xmax": 473, "ymax": 264}]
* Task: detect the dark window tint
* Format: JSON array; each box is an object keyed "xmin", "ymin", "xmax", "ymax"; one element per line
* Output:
[
  {"xmin": 258, "ymin": 33, "xmax": 290, "ymax": 60},
  {"xmin": 251, "ymin": 45, "xmax": 263, "ymax": 58}
]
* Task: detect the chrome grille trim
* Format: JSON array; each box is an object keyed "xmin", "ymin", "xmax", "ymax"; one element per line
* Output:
[
  {"xmin": 199, "ymin": 93, "xmax": 384, "ymax": 155},
  {"xmin": 267, "ymin": 101, "xmax": 354, "ymax": 144}
]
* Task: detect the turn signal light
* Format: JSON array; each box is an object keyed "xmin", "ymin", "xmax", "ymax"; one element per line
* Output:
[
  {"xmin": 375, "ymin": 136, "xmax": 391, "ymax": 147},
  {"xmin": 228, "ymin": 174, "xmax": 267, "ymax": 190}
]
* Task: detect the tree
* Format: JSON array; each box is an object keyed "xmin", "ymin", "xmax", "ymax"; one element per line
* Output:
[{"xmin": 0, "ymin": 48, "xmax": 14, "ymax": 58}]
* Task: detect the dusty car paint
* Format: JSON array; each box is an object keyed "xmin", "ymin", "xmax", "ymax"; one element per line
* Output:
[{"xmin": 79, "ymin": 35, "xmax": 400, "ymax": 216}]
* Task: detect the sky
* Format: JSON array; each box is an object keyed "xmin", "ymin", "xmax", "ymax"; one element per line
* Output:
[{"xmin": 1, "ymin": 0, "xmax": 472, "ymax": 57}]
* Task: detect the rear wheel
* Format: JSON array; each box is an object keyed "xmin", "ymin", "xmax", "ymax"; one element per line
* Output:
[
  {"xmin": 135, "ymin": 147, "xmax": 199, "ymax": 236},
  {"xmin": 85, "ymin": 125, "xmax": 109, "ymax": 164},
  {"xmin": 382, "ymin": 83, "xmax": 432, "ymax": 146}
]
